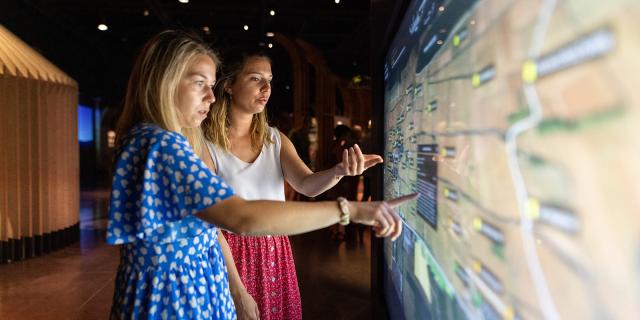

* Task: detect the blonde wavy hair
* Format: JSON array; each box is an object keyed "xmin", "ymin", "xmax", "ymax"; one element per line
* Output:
[
  {"xmin": 203, "ymin": 54, "xmax": 273, "ymax": 151},
  {"xmin": 115, "ymin": 30, "xmax": 220, "ymax": 155}
]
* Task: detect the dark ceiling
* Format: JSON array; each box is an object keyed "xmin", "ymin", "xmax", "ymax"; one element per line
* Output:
[{"xmin": 0, "ymin": 0, "xmax": 371, "ymax": 111}]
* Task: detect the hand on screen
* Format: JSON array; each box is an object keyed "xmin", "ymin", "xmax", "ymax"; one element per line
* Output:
[
  {"xmin": 334, "ymin": 144, "xmax": 383, "ymax": 176},
  {"xmin": 350, "ymin": 193, "xmax": 419, "ymax": 241}
]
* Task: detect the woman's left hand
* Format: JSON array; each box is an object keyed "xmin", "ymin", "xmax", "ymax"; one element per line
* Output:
[
  {"xmin": 232, "ymin": 289, "xmax": 260, "ymax": 320},
  {"xmin": 334, "ymin": 144, "xmax": 383, "ymax": 177}
]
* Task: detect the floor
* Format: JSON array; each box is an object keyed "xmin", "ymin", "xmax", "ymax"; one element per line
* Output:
[{"xmin": 0, "ymin": 190, "xmax": 373, "ymax": 319}]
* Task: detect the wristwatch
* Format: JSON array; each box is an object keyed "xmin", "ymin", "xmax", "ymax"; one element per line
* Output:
[{"xmin": 337, "ymin": 197, "xmax": 350, "ymax": 226}]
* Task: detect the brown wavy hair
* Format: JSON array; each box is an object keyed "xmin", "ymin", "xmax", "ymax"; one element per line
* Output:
[{"xmin": 202, "ymin": 53, "xmax": 273, "ymax": 151}]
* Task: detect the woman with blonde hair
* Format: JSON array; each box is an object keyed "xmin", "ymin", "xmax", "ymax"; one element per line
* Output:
[
  {"xmin": 202, "ymin": 52, "xmax": 386, "ymax": 319},
  {"xmin": 108, "ymin": 30, "xmax": 415, "ymax": 319}
]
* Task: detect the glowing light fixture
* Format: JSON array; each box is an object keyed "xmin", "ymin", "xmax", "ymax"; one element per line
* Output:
[
  {"xmin": 243, "ymin": 24, "xmax": 249, "ymax": 31},
  {"xmin": 97, "ymin": 24, "xmax": 108, "ymax": 31},
  {"xmin": 266, "ymin": 32, "xmax": 275, "ymax": 37},
  {"xmin": 178, "ymin": 0, "xmax": 189, "ymax": 3},
  {"xmin": 268, "ymin": 43, "xmax": 273, "ymax": 48},
  {"xmin": 269, "ymin": 10, "xmax": 275, "ymax": 16}
]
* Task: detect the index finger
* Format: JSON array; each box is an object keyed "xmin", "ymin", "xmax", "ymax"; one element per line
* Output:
[{"xmin": 387, "ymin": 192, "xmax": 419, "ymax": 208}]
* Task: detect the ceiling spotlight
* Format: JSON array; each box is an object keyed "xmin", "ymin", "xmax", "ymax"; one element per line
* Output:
[
  {"xmin": 143, "ymin": 9, "xmax": 150, "ymax": 16},
  {"xmin": 202, "ymin": 26, "xmax": 210, "ymax": 35},
  {"xmin": 268, "ymin": 43, "xmax": 273, "ymax": 48},
  {"xmin": 269, "ymin": 10, "xmax": 275, "ymax": 16},
  {"xmin": 335, "ymin": 0, "xmax": 340, "ymax": 3},
  {"xmin": 243, "ymin": 24, "xmax": 249, "ymax": 31},
  {"xmin": 438, "ymin": 5, "xmax": 445, "ymax": 12},
  {"xmin": 178, "ymin": 0, "xmax": 189, "ymax": 3},
  {"xmin": 97, "ymin": 24, "xmax": 108, "ymax": 31},
  {"xmin": 266, "ymin": 32, "xmax": 275, "ymax": 37}
]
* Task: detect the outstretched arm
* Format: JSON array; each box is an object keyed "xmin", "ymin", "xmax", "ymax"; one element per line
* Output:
[
  {"xmin": 196, "ymin": 193, "xmax": 418, "ymax": 240},
  {"xmin": 279, "ymin": 132, "xmax": 383, "ymax": 197}
]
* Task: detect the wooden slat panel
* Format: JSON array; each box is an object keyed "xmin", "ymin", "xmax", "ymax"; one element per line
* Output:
[
  {"xmin": 0, "ymin": 25, "xmax": 79, "ymax": 258},
  {"xmin": 0, "ymin": 25, "xmax": 78, "ymax": 87},
  {"xmin": 34, "ymin": 80, "xmax": 43, "ymax": 238},
  {"xmin": 51, "ymin": 85, "xmax": 61, "ymax": 234},
  {"xmin": 0, "ymin": 31, "xmax": 28, "ymax": 79},
  {"xmin": 70, "ymin": 87, "xmax": 79, "ymax": 228},
  {"xmin": 5, "ymin": 69, "xmax": 19, "ymax": 240},
  {"xmin": 0, "ymin": 67, "xmax": 7, "ymax": 242},
  {"xmin": 27, "ymin": 78, "xmax": 40, "ymax": 239},
  {"xmin": 18, "ymin": 76, "xmax": 31, "ymax": 240},
  {"xmin": 0, "ymin": 31, "xmax": 20, "ymax": 77}
]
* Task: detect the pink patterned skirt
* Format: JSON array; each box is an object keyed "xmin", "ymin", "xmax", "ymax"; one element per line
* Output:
[{"xmin": 222, "ymin": 231, "xmax": 302, "ymax": 320}]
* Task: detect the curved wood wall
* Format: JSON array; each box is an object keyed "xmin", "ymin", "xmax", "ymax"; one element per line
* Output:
[{"xmin": 0, "ymin": 25, "xmax": 79, "ymax": 263}]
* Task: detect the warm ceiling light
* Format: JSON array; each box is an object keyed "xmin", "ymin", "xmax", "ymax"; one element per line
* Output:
[
  {"xmin": 97, "ymin": 24, "xmax": 108, "ymax": 31},
  {"xmin": 202, "ymin": 26, "xmax": 210, "ymax": 34},
  {"xmin": 178, "ymin": 0, "xmax": 189, "ymax": 3},
  {"xmin": 266, "ymin": 32, "xmax": 275, "ymax": 37},
  {"xmin": 143, "ymin": 9, "xmax": 149, "ymax": 16},
  {"xmin": 268, "ymin": 43, "xmax": 273, "ymax": 48},
  {"xmin": 269, "ymin": 10, "xmax": 275, "ymax": 16},
  {"xmin": 438, "ymin": 5, "xmax": 445, "ymax": 12},
  {"xmin": 243, "ymin": 24, "xmax": 249, "ymax": 31},
  {"xmin": 335, "ymin": 0, "xmax": 340, "ymax": 3}
]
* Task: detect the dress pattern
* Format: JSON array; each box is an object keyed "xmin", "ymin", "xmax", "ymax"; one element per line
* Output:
[
  {"xmin": 107, "ymin": 124, "xmax": 236, "ymax": 319},
  {"xmin": 222, "ymin": 232, "xmax": 302, "ymax": 320},
  {"xmin": 207, "ymin": 127, "xmax": 302, "ymax": 320}
]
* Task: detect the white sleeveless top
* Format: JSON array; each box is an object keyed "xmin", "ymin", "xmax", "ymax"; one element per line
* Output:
[{"xmin": 206, "ymin": 127, "xmax": 285, "ymax": 201}]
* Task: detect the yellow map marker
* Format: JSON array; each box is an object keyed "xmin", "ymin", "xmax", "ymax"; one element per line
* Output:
[
  {"xmin": 472, "ymin": 260, "xmax": 482, "ymax": 273},
  {"xmin": 473, "ymin": 217, "xmax": 483, "ymax": 230},
  {"xmin": 527, "ymin": 198, "xmax": 540, "ymax": 220},
  {"xmin": 502, "ymin": 306, "xmax": 515, "ymax": 320},
  {"xmin": 522, "ymin": 60, "xmax": 538, "ymax": 83},
  {"xmin": 471, "ymin": 73, "xmax": 480, "ymax": 87}
]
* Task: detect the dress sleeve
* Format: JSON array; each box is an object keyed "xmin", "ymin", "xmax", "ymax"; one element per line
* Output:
[{"xmin": 106, "ymin": 128, "xmax": 234, "ymax": 245}]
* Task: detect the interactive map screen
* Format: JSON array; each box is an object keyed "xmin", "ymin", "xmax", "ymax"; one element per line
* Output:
[{"xmin": 382, "ymin": 0, "xmax": 640, "ymax": 319}]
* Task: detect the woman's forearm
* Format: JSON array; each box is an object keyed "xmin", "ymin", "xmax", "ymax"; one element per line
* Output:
[
  {"xmin": 294, "ymin": 166, "xmax": 341, "ymax": 197},
  {"xmin": 217, "ymin": 229, "xmax": 246, "ymax": 295},
  {"xmin": 198, "ymin": 196, "xmax": 342, "ymax": 236}
]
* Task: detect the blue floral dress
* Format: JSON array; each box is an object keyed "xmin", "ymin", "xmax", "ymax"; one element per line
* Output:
[{"xmin": 106, "ymin": 124, "xmax": 237, "ymax": 319}]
